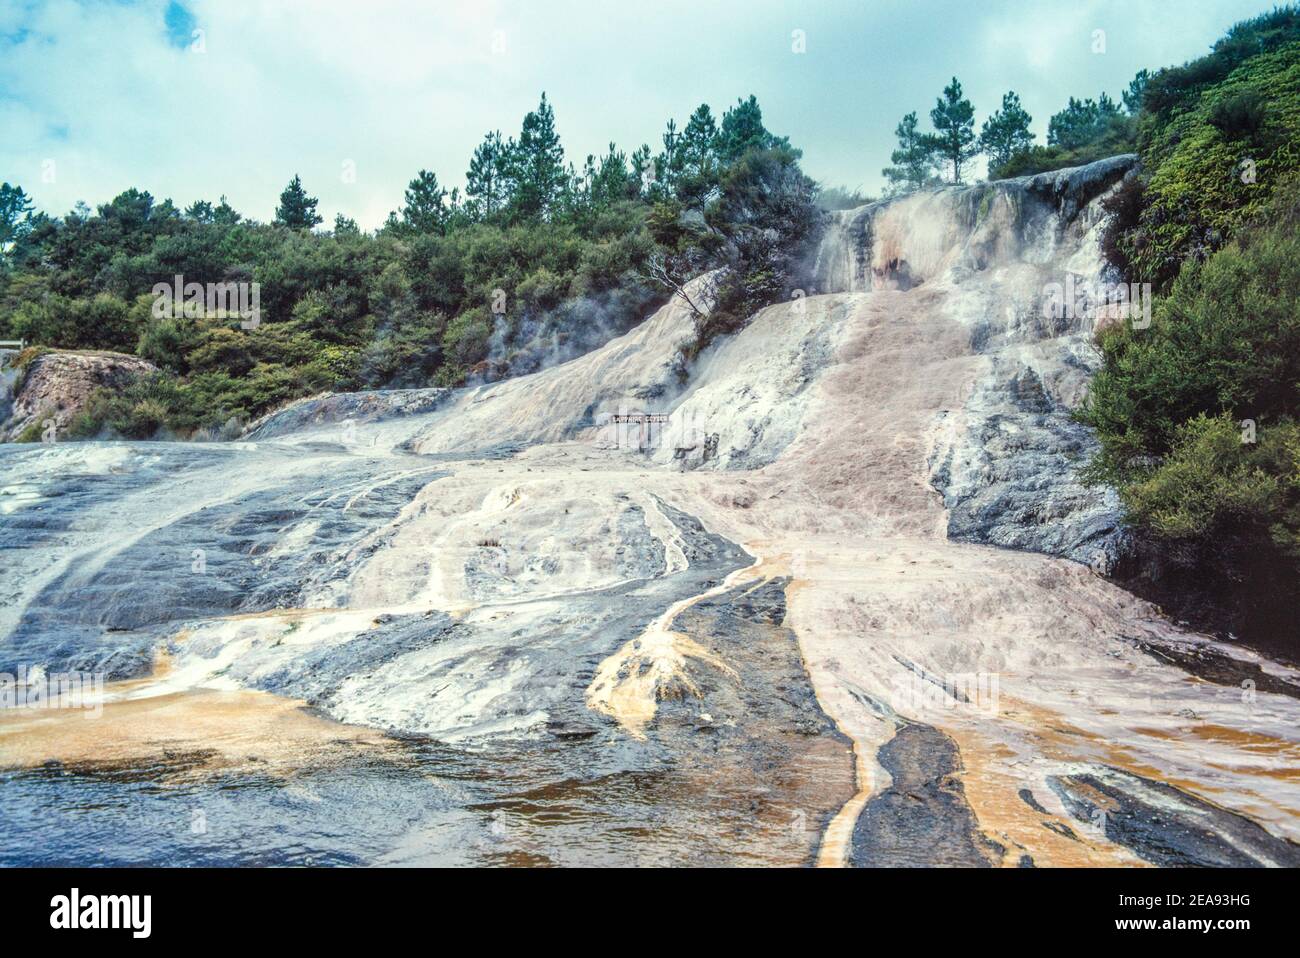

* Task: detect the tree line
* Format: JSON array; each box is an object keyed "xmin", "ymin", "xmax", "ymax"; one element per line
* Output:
[
  {"xmin": 0, "ymin": 92, "xmax": 819, "ymax": 438},
  {"xmin": 260, "ymin": 92, "xmax": 799, "ymax": 237},
  {"xmin": 881, "ymin": 72, "xmax": 1149, "ymax": 192}
]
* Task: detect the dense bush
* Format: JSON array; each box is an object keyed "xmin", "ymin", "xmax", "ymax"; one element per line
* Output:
[
  {"xmin": 989, "ymin": 115, "xmax": 1137, "ymax": 179},
  {"xmin": 1119, "ymin": 414, "xmax": 1299, "ymax": 554},
  {"xmin": 1085, "ymin": 189, "xmax": 1300, "ymax": 465},
  {"xmin": 703, "ymin": 147, "xmax": 820, "ymax": 332},
  {"xmin": 1107, "ymin": 10, "xmax": 1300, "ymax": 290},
  {"xmin": 1, "ymin": 93, "xmax": 820, "ymax": 437},
  {"xmin": 1082, "ymin": 181, "xmax": 1300, "ymax": 645}
]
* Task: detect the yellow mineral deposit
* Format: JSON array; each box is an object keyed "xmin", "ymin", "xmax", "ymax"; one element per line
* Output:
[
  {"xmin": 585, "ymin": 559, "xmax": 766, "ymax": 736},
  {"xmin": 0, "ymin": 686, "xmax": 389, "ymax": 777}
]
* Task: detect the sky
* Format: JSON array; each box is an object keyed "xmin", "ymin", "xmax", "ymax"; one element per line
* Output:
[{"xmin": 0, "ymin": 0, "xmax": 1285, "ymax": 229}]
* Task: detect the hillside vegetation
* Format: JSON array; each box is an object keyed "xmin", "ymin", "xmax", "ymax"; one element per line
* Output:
[
  {"xmin": 0, "ymin": 94, "xmax": 818, "ymax": 438},
  {"xmin": 1080, "ymin": 7, "xmax": 1300, "ymax": 648}
]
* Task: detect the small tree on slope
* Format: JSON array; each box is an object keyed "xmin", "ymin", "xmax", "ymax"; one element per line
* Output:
[
  {"xmin": 979, "ymin": 91, "xmax": 1034, "ymax": 174},
  {"xmin": 925, "ymin": 77, "xmax": 977, "ymax": 184},
  {"xmin": 882, "ymin": 112, "xmax": 935, "ymax": 195},
  {"xmin": 274, "ymin": 175, "xmax": 322, "ymax": 231}
]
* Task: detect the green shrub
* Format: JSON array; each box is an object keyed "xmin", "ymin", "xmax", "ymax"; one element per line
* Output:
[
  {"xmin": 1116, "ymin": 39, "xmax": 1300, "ymax": 289},
  {"xmin": 13, "ymin": 420, "xmax": 45, "ymax": 443},
  {"xmin": 1208, "ymin": 89, "xmax": 1270, "ymax": 138},
  {"xmin": 66, "ymin": 373, "xmax": 196, "ymax": 439},
  {"xmin": 0, "ymin": 92, "xmax": 816, "ymax": 434},
  {"xmin": 1122, "ymin": 414, "xmax": 1298, "ymax": 553},
  {"xmin": 990, "ymin": 116, "xmax": 1136, "ymax": 179},
  {"xmin": 1083, "ymin": 189, "xmax": 1300, "ymax": 473},
  {"xmin": 443, "ymin": 308, "xmax": 493, "ymax": 368},
  {"xmin": 1082, "ymin": 181, "xmax": 1300, "ymax": 644},
  {"xmin": 188, "ymin": 327, "xmax": 255, "ymax": 376}
]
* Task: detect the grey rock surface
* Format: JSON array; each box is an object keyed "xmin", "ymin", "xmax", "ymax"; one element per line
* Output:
[
  {"xmin": 810, "ymin": 155, "xmax": 1139, "ymax": 566},
  {"xmin": 243, "ymin": 387, "xmax": 451, "ymax": 440}
]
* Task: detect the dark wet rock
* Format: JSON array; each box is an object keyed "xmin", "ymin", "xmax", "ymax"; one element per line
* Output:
[
  {"xmin": 1048, "ymin": 766, "xmax": 1300, "ymax": 867},
  {"xmin": 640, "ymin": 574, "xmax": 857, "ymax": 866},
  {"xmin": 724, "ymin": 581, "xmax": 789, "ymax": 626},
  {"xmin": 221, "ymin": 611, "xmax": 459, "ymax": 710},
  {"xmin": 849, "ymin": 722, "xmax": 1004, "ymax": 867},
  {"xmin": 653, "ymin": 497, "xmax": 735, "ymax": 566},
  {"xmin": 660, "ymin": 576, "xmax": 839, "ymax": 742},
  {"xmin": 928, "ymin": 366, "xmax": 1125, "ymax": 566},
  {"xmin": 1103, "ymin": 525, "xmax": 1300, "ymax": 664},
  {"xmin": 545, "ymin": 721, "xmax": 599, "ymax": 741},
  {"xmin": 1018, "ymin": 787, "xmax": 1049, "ymax": 815},
  {"xmin": 1022, "ymin": 154, "xmax": 1140, "ymax": 221},
  {"xmin": 1043, "ymin": 821, "xmax": 1080, "ymax": 841},
  {"xmin": 1127, "ymin": 637, "xmax": 1300, "ymax": 700}
]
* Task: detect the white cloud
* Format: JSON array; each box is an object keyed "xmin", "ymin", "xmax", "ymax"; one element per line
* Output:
[
  {"xmin": 2, "ymin": 0, "xmax": 517, "ymax": 228},
  {"xmin": 0, "ymin": 0, "xmax": 1284, "ymax": 224}
]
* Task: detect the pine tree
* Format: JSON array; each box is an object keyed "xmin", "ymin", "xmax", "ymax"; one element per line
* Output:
[
  {"xmin": 881, "ymin": 112, "xmax": 934, "ymax": 195},
  {"xmin": 654, "ymin": 118, "xmax": 684, "ymax": 192},
  {"xmin": 681, "ymin": 104, "xmax": 719, "ymax": 177},
  {"xmin": 979, "ymin": 91, "xmax": 1035, "ymax": 174},
  {"xmin": 1123, "ymin": 70, "xmax": 1150, "ymax": 114},
  {"xmin": 512, "ymin": 93, "xmax": 565, "ymax": 221},
  {"xmin": 212, "ymin": 195, "xmax": 241, "ymax": 225},
  {"xmin": 0, "ymin": 182, "xmax": 34, "ymax": 251},
  {"xmin": 274, "ymin": 175, "xmax": 322, "ymax": 230},
  {"xmin": 718, "ymin": 95, "xmax": 783, "ymax": 161},
  {"xmin": 556, "ymin": 160, "xmax": 583, "ymax": 220},
  {"xmin": 1048, "ymin": 94, "xmax": 1123, "ymax": 149},
  {"xmin": 444, "ymin": 187, "xmax": 471, "ymax": 232},
  {"xmin": 572, "ymin": 154, "xmax": 596, "ymax": 216},
  {"xmin": 591, "ymin": 143, "xmax": 632, "ymax": 208},
  {"xmin": 630, "ymin": 144, "xmax": 653, "ymax": 196},
  {"xmin": 400, "ymin": 169, "xmax": 449, "ymax": 234},
  {"xmin": 184, "ymin": 199, "xmax": 214, "ymax": 223},
  {"xmin": 465, "ymin": 130, "xmax": 511, "ymax": 221},
  {"xmin": 926, "ymin": 78, "xmax": 977, "ymax": 183}
]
